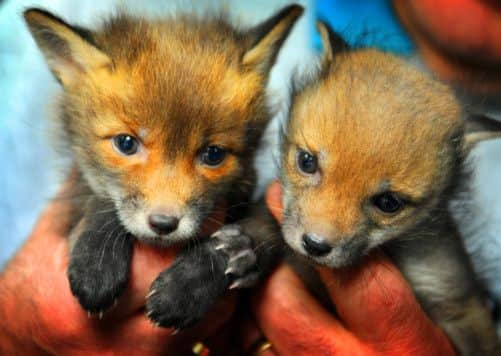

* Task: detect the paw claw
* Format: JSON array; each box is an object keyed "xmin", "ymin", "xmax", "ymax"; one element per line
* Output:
[
  {"xmin": 210, "ymin": 231, "xmax": 222, "ymax": 238},
  {"xmin": 146, "ymin": 289, "xmax": 157, "ymax": 299},
  {"xmin": 86, "ymin": 310, "xmax": 105, "ymax": 319},
  {"xmin": 229, "ymin": 281, "xmax": 240, "ymax": 290},
  {"xmin": 224, "ymin": 267, "xmax": 235, "ymax": 275},
  {"xmin": 228, "ymin": 250, "xmax": 253, "ymax": 264},
  {"xmin": 171, "ymin": 329, "xmax": 180, "ymax": 335},
  {"xmin": 211, "ymin": 225, "xmax": 241, "ymax": 239}
]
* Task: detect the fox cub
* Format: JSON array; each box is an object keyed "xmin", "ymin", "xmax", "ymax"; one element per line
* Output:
[
  {"xmin": 24, "ymin": 5, "xmax": 303, "ymax": 328},
  {"xmin": 278, "ymin": 22, "xmax": 501, "ymax": 355}
]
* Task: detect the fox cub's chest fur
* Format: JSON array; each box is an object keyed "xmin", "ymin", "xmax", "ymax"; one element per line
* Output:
[
  {"xmin": 24, "ymin": 5, "xmax": 303, "ymax": 328},
  {"xmin": 278, "ymin": 22, "xmax": 501, "ymax": 355}
]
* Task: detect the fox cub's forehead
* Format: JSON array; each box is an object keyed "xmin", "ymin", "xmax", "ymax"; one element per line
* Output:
[
  {"xmin": 85, "ymin": 16, "xmax": 263, "ymax": 127},
  {"xmin": 290, "ymin": 50, "xmax": 461, "ymax": 158}
]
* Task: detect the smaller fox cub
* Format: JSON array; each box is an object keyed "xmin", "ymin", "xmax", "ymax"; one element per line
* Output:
[
  {"xmin": 278, "ymin": 22, "xmax": 501, "ymax": 355},
  {"xmin": 24, "ymin": 5, "xmax": 303, "ymax": 328},
  {"xmin": 162, "ymin": 23, "xmax": 501, "ymax": 352}
]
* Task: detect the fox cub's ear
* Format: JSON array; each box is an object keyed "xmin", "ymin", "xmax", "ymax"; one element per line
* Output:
[
  {"xmin": 24, "ymin": 8, "xmax": 111, "ymax": 86},
  {"xmin": 243, "ymin": 4, "xmax": 304, "ymax": 74},
  {"xmin": 464, "ymin": 114, "xmax": 501, "ymax": 148},
  {"xmin": 316, "ymin": 20, "xmax": 349, "ymax": 68}
]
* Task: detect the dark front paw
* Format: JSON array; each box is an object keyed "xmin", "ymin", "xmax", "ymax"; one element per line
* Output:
[
  {"xmin": 145, "ymin": 224, "xmax": 260, "ymax": 330},
  {"xmin": 68, "ymin": 230, "xmax": 133, "ymax": 315},
  {"xmin": 145, "ymin": 240, "xmax": 230, "ymax": 329},
  {"xmin": 213, "ymin": 224, "xmax": 260, "ymax": 289}
]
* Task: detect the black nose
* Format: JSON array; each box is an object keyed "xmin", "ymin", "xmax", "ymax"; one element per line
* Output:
[
  {"xmin": 302, "ymin": 234, "xmax": 332, "ymax": 256},
  {"xmin": 148, "ymin": 214, "xmax": 179, "ymax": 235}
]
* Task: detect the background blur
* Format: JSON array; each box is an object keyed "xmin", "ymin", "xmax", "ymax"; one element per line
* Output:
[{"xmin": 0, "ymin": 1, "xmax": 500, "ymax": 304}]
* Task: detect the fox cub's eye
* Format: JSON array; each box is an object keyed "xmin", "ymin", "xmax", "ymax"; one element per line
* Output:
[
  {"xmin": 297, "ymin": 149, "xmax": 318, "ymax": 174},
  {"xmin": 113, "ymin": 134, "xmax": 139, "ymax": 155},
  {"xmin": 200, "ymin": 145, "xmax": 227, "ymax": 166},
  {"xmin": 372, "ymin": 192, "xmax": 404, "ymax": 214}
]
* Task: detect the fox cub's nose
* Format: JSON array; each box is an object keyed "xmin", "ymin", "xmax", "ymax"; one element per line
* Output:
[
  {"xmin": 148, "ymin": 214, "xmax": 179, "ymax": 235},
  {"xmin": 302, "ymin": 234, "xmax": 332, "ymax": 256}
]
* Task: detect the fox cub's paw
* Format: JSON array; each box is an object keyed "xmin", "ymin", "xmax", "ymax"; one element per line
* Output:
[
  {"xmin": 212, "ymin": 224, "xmax": 260, "ymax": 289},
  {"xmin": 145, "ymin": 224, "xmax": 259, "ymax": 329},
  {"xmin": 145, "ymin": 238, "xmax": 230, "ymax": 329},
  {"xmin": 68, "ymin": 229, "xmax": 134, "ymax": 316}
]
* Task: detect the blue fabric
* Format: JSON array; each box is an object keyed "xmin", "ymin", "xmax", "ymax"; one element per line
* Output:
[{"xmin": 314, "ymin": 0, "xmax": 413, "ymax": 54}]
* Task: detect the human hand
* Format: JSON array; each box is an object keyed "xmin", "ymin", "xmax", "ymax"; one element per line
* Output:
[
  {"xmin": 0, "ymin": 177, "xmax": 235, "ymax": 355},
  {"xmin": 245, "ymin": 181, "xmax": 455, "ymax": 355}
]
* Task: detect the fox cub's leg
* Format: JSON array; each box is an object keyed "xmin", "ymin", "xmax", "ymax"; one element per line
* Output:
[
  {"xmin": 388, "ymin": 227, "xmax": 499, "ymax": 355},
  {"xmin": 145, "ymin": 237, "xmax": 231, "ymax": 329},
  {"xmin": 146, "ymin": 202, "xmax": 281, "ymax": 329},
  {"xmin": 68, "ymin": 198, "xmax": 134, "ymax": 314}
]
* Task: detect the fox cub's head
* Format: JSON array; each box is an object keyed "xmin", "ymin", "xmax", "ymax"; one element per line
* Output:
[
  {"xmin": 25, "ymin": 6, "xmax": 303, "ymax": 244},
  {"xmin": 281, "ymin": 22, "xmax": 501, "ymax": 268}
]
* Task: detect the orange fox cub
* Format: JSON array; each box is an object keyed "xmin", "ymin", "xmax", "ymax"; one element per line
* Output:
[
  {"xmin": 24, "ymin": 5, "xmax": 303, "ymax": 328},
  {"xmin": 280, "ymin": 22, "xmax": 501, "ymax": 355}
]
